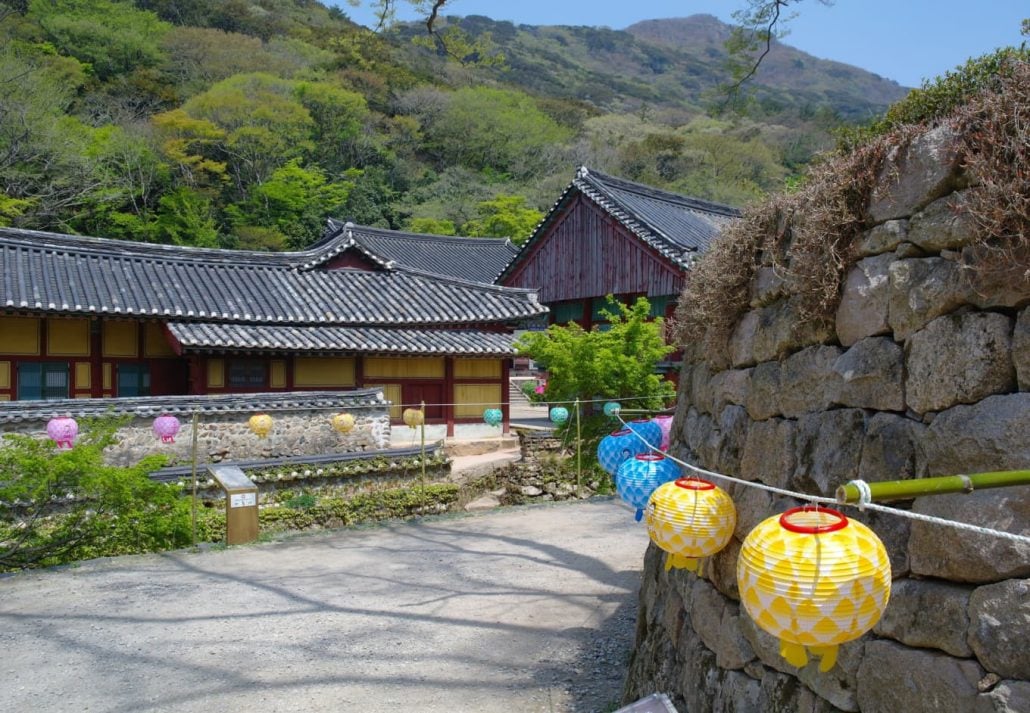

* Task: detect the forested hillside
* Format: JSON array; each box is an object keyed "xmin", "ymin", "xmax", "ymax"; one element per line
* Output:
[{"xmin": 0, "ymin": 0, "xmax": 909, "ymax": 249}]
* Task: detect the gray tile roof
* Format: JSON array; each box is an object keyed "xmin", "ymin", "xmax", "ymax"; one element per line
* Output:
[
  {"xmin": 323, "ymin": 220, "xmax": 519, "ymax": 283},
  {"xmin": 167, "ymin": 322, "xmax": 518, "ymax": 356},
  {"xmin": 498, "ymin": 166, "xmax": 740, "ymax": 280},
  {"xmin": 0, "ymin": 227, "xmax": 544, "ymax": 327},
  {"xmin": 0, "ymin": 390, "xmax": 387, "ymax": 424}
]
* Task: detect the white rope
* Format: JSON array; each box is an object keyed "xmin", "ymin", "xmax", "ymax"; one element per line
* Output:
[
  {"xmin": 850, "ymin": 479, "xmax": 873, "ymax": 511},
  {"xmin": 614, "ymin": 415, "xmax": 1030, "ymax": 547}
]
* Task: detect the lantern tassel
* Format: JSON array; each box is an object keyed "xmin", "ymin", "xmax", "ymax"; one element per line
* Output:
[
  {"xmin": 780, "ymin": 640, "xmax": 809, "ymax": 669},
  {"xmin": 665, "ymin": 554, "xmax": 703, "ymax": 574},
  {"xmin": 811, "ymin": 645, "xmax": 839, "ymax": 673},
  {"xmin": 635, "ymin": 508, "xmax": 643, "ymax": 522}
]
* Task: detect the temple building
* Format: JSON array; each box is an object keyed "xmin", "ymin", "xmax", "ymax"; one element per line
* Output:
[{"xmin": 0, "ymin": 222, "xmax": 542, "ymax": 436}]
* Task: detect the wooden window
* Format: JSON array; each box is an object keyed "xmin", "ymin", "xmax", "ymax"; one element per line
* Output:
[
  {"xmin": 116, "ymin": 363, "xmax": 151, "ymax": 397},
  {"xmin": 17, "ymin": 362, "xmax": 69, "ymax": 400},
  {"xmin": 227, "ymin": 359, "xmax": 266, "ymax": 388}
]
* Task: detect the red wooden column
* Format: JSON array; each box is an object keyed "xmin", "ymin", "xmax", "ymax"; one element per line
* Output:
[
  {"xmin": 501, "ymin": 357, "xmax": 511, "ymax": 435},
  {"xmin": 444, "ymin": 356, "xmax": 455, "ymax": 438}
]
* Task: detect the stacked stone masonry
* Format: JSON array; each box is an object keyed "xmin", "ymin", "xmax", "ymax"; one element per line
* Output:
[{"xmin": 625, "ymin": 125, "xmax": 1030, "ymax": 712}]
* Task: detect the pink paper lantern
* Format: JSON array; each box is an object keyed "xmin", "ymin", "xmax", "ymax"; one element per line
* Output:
[
  {"xmin": 654, "ymin": 415, "xmax": 674, "ymax": 451},
  {"xmin": 153, "ymin": 414, "xmax": 181, "ymax": 443},
  {"xmin": 47, "ymin": 416, "xmax": 78, "ymax": 449}
]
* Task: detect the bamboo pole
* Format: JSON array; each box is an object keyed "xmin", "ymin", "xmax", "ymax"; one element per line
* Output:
[
  {"xmin": 575, "ymin": 398, "xmax": 581, "ymax": 496},
  {"xmin": 420, "ymin": 400, "xmax": 426, "ymax": 510},
  {"xmin": 836, "ymin": 469, "xmax": 1030, "ymax": 505},
  {"xmin": 189, "ymin": 411, "xmax": 199, "ymax": 550}
]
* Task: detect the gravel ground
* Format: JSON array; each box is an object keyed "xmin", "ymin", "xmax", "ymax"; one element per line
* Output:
[{"xmin": 0, "ymin": 498, "xmax": 648, "ymax": 713}]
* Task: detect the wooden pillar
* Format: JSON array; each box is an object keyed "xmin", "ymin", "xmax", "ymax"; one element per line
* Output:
[
  {"xmin": 90, "ymin": 318, "xmax": 103, "ymax": 398},
  {"xmin": 353, "ymin": 354, "xmax": 363, "ymax": 391},
  {"xmin": 444, "ymin": 356, "xmax": 455, "ymax": 438},
  {"xmin": 187, "ymin": 356, "xmax": 204, "ymax": 395},
  {"xmin": 501, "ymin": 357, "xmax": 511, "ymax": 435}
]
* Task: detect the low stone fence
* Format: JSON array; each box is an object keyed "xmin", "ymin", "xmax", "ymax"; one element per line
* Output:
[{"xmin": 0, "ymin": 390, "xmax": 391, "ymax": 468}]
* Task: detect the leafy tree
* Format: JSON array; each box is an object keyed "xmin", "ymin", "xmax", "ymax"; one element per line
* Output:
[
  {"xmin": 29, "ymin": 0, "xmax": 170, "ymax": 81},
  {"xmin": 230, "ymin": 160, "xmax": 356, "ymax": 248},
  {"xmin": 153, "ymin": 186, "xmax": 220, "ymax": 246},
  {"xmin": 0, "ymin": 417, "xmax": 191, "ymax": 570},
  {"xmin": 177, "ymin": 72, "xmax": 315, "ymax": 195},
  {"xmin": 420, "ymin": 86, "xmax": 572, "ymax": 178},
  {"xmin": 406, "ymin": 216, "xmax": 456, "ymax": 235},
  {"xmin": 515, "ymin": 297, "xmax": 675, "ymax": 409},
  {"xmin": 293, "ymin": 80, "xmax": 372, "ymax": 172},
  {"xmin": 462, "ymin": 194, "xmax": 542, "ymax": 241}
]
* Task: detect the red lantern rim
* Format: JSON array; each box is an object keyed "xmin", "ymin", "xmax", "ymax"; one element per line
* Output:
[
  {"xmin": 634, "ymin": 453, "xmax": 665, "ymax": 462},
  {"xmin": 779, "ymin": 506, "xmax": 848, "ymax": 534},
  {"xmin": 611, "ymin": 429, "xmax": 632, "ymax": 436},
  {"xmin": 674, "ymin": 477, "xmax": 714, "ymax": 491},
  {"xmin": 630, "ymin": 418, "xmax": 651, "ymax": 424}
]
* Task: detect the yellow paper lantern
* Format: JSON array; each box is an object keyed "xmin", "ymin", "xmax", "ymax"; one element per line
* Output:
[
  {"xmin": 402, "ymin": 408, "xmax": 424, "ymax": 428},
  {"xmin": 331, "ymin": 412, "xmax": 356, "ymax": 434},
  {"xmin": 645, "ymin": 477, "xmax": 736, "ymax": 575},
  {"xmin": 737, "ymin": 506, "xmax": 891, "ymax": 672},
  {"xmin": 248, "ymin": 413, "xmax": 274, "ymax": 439}
]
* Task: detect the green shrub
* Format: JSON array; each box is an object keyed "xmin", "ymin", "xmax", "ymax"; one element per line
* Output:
[{"xmin": 0, "ymin": 416, "xmax": 191, "ymax": 570}]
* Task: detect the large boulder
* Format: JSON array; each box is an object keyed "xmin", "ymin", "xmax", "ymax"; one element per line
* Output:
[
  {"xmin": 921, "ymin": 394, "xmax": 1030, "ymax": 476},
  {"xmin": 867, "ymin": 123, "xmax": 964, "ymax": 223},
  {"xmin": 872, "ymin": 578, "xmax": 973, "ymax": 657},
  {"xmin": 792, "ymin": 409, "xmax": 866, "ymax": 496},
  {"xmin": 1015, "ymin": 307, "xmax": 1030, "ymax": 391},
  {"xmin": 714, "ymin": 404, "xmax": 750, "ymax": 476},
  {"xmin": 689, "ymin": 578, "xmax": 755, "ymax": 670},
  {"xmin": 905, "ymin": 311, "xmax": 1015, "ymax": 414},
  {"xmin": 857, "ymin": 412, "xmax": 926, "ymax": 484},
  {"xmin": 835, "ymin": 253, "xmax": 894, "ymax": 347},
  {"xmin": 709, "ymin": 368, "xmax": 752, "ymax": 413},
  {"xmin": 740, "ymin": 417, "xmax": 796, "ymax": 488},
  {"xmin": 833, "ymin": 337, "xmax": 905, "ymax": 411},
  {"xmin": 779, "ymin": 345, "xmax": 844, "ymax": 417},
  {"xmin": 888, "ymin": 257, "xmax": 970, "ymax": 341},
  {"xmin": 750, "ymin": 266, "xmax": 788, "ymax": 308},
  {"xmin": 975, "ymin": 681, "xmax": 1030, "ymax": 713},
  {"xmin": 906, "ymin": 191, "xmax": 978, "ymax": 252},
  {"xmin": 730, "ymin": 309, "xmax": 761, "ymax": 368},
  {"xmin": 745, "ymin": 361, "xmax": 782, "ymax": 421},
  {"xmin": 967, "ymin": 579, "xmax": 1030, "ymax": 680},
  {"xmin": 909, "ymin": 488, "xmax": 1030, "ymax": 583},
  {"xmin": 857, "ymin": 640, "xmax": 984, "ymax": 713},
  {"xmin": 738, "ymin": 614, "xmax": 863, "ymax": 711},
  {"xmin": 857, "ymin": 219, "xmax": 908, "ymax": 257},
  {"xmin": 750, "ymin": 297, "xmax": 835, "ymax": 364}
]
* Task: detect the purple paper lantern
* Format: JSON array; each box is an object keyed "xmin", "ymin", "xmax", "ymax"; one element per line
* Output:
[
  {"xmin": 654, "ymin": 415, "xmax": 674, "ymax": 451},
  {"xmin": 47, "ymin": 416, "xmax": 78, "ymax": 449},
  {"xmin": 153, "ymin": 414, "xmax": 181, "ymax": 443}
]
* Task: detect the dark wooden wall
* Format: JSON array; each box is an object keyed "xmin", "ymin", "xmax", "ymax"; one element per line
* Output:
[{"xmin": 501, "ymin": 194, "xmax": 684, "ymax": 303}]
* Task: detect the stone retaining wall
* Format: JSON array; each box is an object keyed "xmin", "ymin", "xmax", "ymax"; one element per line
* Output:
[
  {"xmin": 624, "ymin": 124, "xmax": 1030, "ymax": 712},
  {"xmin": 0, "ymin": 391, "xmax": 391, "ymax": 468}
]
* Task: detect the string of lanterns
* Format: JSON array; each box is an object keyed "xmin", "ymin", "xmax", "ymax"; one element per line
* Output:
[
  {"xmin": 45, "ymin": 410, "xmax": 369, "ymax": 448},
  {"xmin": 598, "ymin": 412, "xmax": 893, "ymax": 673}
]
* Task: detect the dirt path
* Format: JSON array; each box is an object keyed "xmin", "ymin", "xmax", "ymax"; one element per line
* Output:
[{"xmin": 0, "ymin": 499, "xmax": 648, "ymax": 713}]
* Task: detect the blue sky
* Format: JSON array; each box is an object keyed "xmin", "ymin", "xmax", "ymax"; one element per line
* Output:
[{"xmin": 336, "ymin": 1, "xmax": 1027, "ymax": 88}]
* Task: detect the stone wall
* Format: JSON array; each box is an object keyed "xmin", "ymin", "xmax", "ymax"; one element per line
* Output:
[
  {"xmin": 0, "ymin": 390, "xmax": 391, "ymax": 468},
  {"xmin": 624, "ymin": 125, "xmax": 1030, "ymax": 712}
]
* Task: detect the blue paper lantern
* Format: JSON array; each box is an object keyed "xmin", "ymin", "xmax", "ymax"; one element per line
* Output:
[
  {"xmin": 549, "ymin": 406, "xmax": 569, "ymax": 425},
  {"xmin": 603, "ymin": 401, "xmax": 622, "ymax": 418},
  {"xmin": 483, "ymin": 408, "xmax": 503, "ymax": 427},
  {"xmin": 627, "ymin": 418, "xmax": 663, "ymax": 450},
  {"xmin": 597, "ymin": 428, "xmax": 650, "ymax": 475},
  {"xmin": 616, "ymin": 453, "xmax": 680, "ymax": 522}
]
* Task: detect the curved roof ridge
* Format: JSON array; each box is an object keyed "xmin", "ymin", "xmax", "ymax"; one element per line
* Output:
[{"xmin": 581, "ymin": 168, "xmax": 741, "ymax": 218}]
